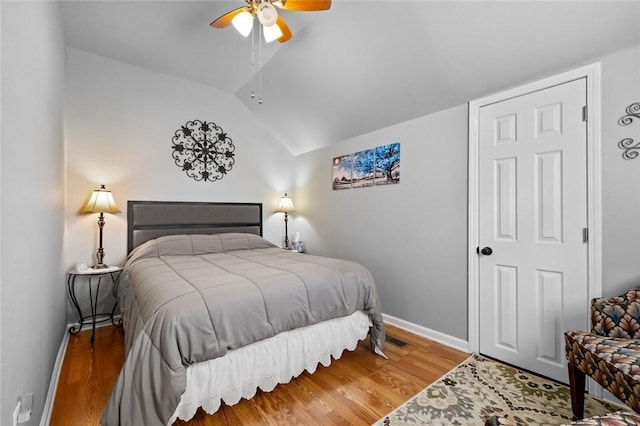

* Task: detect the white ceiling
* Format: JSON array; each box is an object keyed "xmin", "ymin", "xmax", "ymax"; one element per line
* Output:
[{"xmin": 60, "ymin": 0, "xmax": 640, "ymax": 155}]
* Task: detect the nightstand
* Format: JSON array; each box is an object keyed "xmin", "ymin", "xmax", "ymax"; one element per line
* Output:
[{"xmin": 67, "ymin": 266, "xmax": 123, "ymax": 344}]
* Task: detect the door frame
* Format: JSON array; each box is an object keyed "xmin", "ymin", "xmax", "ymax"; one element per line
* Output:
[{"xmin": 467, "ymin": 63, "xmax": 602, "ymax": 355}]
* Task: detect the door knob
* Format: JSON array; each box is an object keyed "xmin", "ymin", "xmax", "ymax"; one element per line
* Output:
[{"xmin": 481, "ymin": 247, "xmax": 493, "ymax": 256}]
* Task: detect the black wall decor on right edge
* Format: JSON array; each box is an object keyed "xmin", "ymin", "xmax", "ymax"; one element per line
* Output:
[{"xmin": 618, "ymin": 102, "xmax": 640, "ymax": 160}]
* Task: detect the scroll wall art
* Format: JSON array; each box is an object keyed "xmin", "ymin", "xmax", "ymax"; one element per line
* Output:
[
  {"xmin": 618, "ymin": 102, "xmax": 640, "ymax": 160},
  {"xmin": 332, "ymin": 142, "xmax": 400, "ymax": 190},
  {"xmin": 171, "ymin": 119, "xmax": 236, "ymax": 182}
]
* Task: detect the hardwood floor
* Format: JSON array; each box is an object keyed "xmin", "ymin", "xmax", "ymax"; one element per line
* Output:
[{"xmin": 50, "ymin": 324, "xmax": 469, "ymax": 425}]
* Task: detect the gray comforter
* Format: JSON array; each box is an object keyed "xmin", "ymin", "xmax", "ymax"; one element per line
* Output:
[{"xmin": 101, "ymin": 233, "xmax": 384, "ymax": 426}]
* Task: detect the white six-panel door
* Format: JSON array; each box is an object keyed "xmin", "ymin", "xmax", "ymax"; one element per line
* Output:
[{"xmin": 478, "ymin": 78, "xmax": 588, "ymax": 383}]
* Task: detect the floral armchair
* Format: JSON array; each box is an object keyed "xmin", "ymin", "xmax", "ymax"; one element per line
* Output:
[{"xmin": 564, "ymin": 287, "xmax": 640, "ymax": 420}]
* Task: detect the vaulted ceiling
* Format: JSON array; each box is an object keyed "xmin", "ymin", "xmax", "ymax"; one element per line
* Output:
[{"xmin": 60, "ymin": 0, "xmax": 640, "ymax": 155}]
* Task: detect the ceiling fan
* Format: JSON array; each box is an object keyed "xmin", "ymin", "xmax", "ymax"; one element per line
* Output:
[{"xmin": 210, "ymin": 0, "xmax": 331, "ymax": 44}]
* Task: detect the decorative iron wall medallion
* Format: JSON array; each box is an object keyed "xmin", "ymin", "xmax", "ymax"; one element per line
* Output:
[
  {"xmin": 618, "ymin": 102, "xmax": 640, "ymax": 160},
  {"xmin": 171, "ymin": 120, "xmax": 235, "ymax": 182},
  {"xmin": 619, "ymin": 102, "xmax": 640, "ymax": 126}
]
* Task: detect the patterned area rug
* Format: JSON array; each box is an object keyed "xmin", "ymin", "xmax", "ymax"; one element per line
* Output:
[{"xmin": 374, "ymin": 354, "xmax": 625, "ymax": 426}]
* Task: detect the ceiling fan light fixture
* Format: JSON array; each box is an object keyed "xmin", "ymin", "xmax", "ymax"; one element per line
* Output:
[
  {"xmin": 263, "ymin": 23, "xmax": 283, "ymax": 43},
  {"xmin": 257, "ymin": 2, "xmax": 278, "ymax": 26},
  {"xmin": 231, "ymin": 10, "xmax": 254, "ymax": 37}
]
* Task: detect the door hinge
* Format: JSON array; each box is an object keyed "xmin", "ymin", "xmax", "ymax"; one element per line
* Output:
[
  {"xmin": 582, "ymin": 227, "xmax": 589, "ymax": 243},
  {"xmin": 582, "ymin": 105, "xmax": 588, "ymax": 122}
]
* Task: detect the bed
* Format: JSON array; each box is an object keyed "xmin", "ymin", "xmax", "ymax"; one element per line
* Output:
[{"xmin": 101, "ymin": 201, "xmax": 385, "ymax": 426}]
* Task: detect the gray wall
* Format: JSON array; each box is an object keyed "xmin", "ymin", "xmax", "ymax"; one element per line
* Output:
[
  {"xmin": 294, "ymin": 105, "xmax": 469, "ymax": 339},
  {"xmin": 293, "ymin": 45, "xmax": 640, "ymax": 342},
  {"xmin": 0, "ymin": 2, "xmax": 67, "ymax": 425},
  {"xmin": 600, "ymin": 45, "xmax": 640, "ymax": 292}
]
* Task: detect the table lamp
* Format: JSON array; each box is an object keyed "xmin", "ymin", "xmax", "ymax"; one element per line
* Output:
[
  {"xmin": 82, "ymin": 184, "xmax": 121, "ymax": 268},
  {"xmin": 275, "ymin": 193, "xmax": 295, "ymax": 249}
]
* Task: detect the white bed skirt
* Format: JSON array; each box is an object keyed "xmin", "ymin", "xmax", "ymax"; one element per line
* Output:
[{"xmin": 169, "ymin": 310, "xmax": 372, "ymax": 424}]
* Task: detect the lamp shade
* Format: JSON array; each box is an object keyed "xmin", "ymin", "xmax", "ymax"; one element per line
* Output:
[
  {"xmin": 82, "ymin": 185, "xmax": 121, "ymax": 214},
  {"xmin": 256, "ymin": 1, "xmax": 278, "ymax": 26},
  {"xmin": 274, "ymin": 193, "xmax": 295, "ymax": 213},
  {"xmin": 232, "ymin": 10, "xmax": 254, "ymax": 37},
  {"xmin": 263, "ymin": 23, "xmax": 283, "ymax": 43}
]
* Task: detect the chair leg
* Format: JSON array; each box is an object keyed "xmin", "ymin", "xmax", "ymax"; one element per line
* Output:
[{"xmin": 568, "ymin": 362, "xmax": 586, "ymax": 420}]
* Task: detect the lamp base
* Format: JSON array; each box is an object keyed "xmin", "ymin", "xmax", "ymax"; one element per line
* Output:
[{"xmin": 91, "ymin": 263, "xmax": 109, "ymax": 269}]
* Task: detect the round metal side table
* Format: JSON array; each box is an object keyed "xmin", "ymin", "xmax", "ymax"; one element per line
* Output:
[{"xmin": 67, "ymin": 266, "xmax": 122, "ymax": 344}]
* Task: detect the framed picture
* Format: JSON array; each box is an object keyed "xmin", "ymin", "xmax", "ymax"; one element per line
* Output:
[
  {"xmin": 352, "ymin": 149, "xmax": 374, "ymax": 188},
  {"xmin": 332, "ymin": 155, "xmax": 352, "ymax": 190},
  {"xmin": 374, "ymin": 142, "xmax": 401, "ymax": 185}
]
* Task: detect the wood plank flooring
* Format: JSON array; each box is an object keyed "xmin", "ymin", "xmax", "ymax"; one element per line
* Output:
[{"xmin": 50, "ymin": 324, "xmax": 469, "ymax": 425}]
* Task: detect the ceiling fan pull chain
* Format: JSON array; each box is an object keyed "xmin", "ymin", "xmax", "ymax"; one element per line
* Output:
[
  {"xmin": 250, "ymin": 18, "xmax": 256, "ymax": 100},
  {"xmin": 258, "ymin": 23, "xmax": 263, "ymax": 105}
]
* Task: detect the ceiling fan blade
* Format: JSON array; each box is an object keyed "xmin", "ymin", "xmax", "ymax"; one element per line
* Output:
[
  {"xmin": 276, "ymin": 16, "xmax": 292, "ymax": 43},
  {"xmin": 273, "ymin": 0, "xmax": 331, "ymax": 12},
  {"xmin": 210, "ymin": 6, "xmax": 250, "ymax": 29}
]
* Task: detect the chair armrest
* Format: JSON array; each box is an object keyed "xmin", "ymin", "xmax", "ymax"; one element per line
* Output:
[{"xmin": 591, "ymin": 287, "xmax": 640, "ymax": 338}]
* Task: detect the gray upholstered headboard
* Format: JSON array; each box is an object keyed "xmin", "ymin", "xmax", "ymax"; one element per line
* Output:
[{"xmin": 127, "ymin": 201, "xmax": 263, "ymax": 253}]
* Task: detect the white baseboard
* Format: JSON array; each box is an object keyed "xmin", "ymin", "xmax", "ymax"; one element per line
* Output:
[
  {"xmin": 382, "ymin": 312, "xmax": 470, "ymax": 353},
  {"xmin": 66, "ymin": 314, "xmax": 122, "ymax": 333},
  {"xmin": 40, "ymin": 327, "xmax": 70, "ymax": 426}
]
